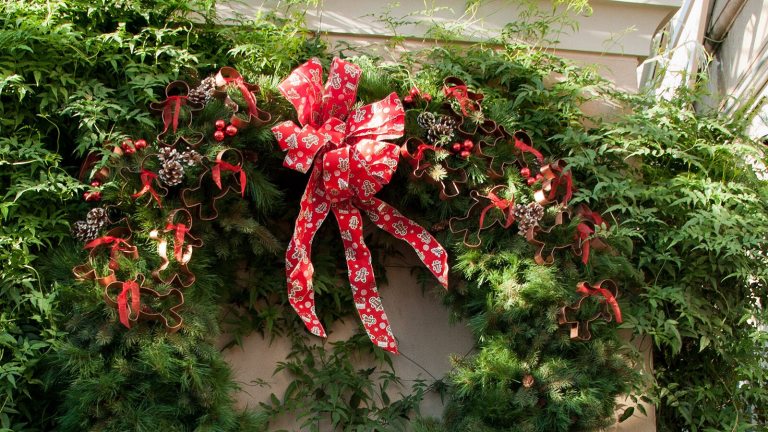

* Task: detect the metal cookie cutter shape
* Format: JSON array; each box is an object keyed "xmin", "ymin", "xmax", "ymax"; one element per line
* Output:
[{"xmin": 149, "ymin": 208, "xmax": 203, "ymax": 288}]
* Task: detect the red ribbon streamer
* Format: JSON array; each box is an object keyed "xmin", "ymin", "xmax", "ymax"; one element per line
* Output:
[
  {"xmin": 84, "ymin": 235, "xmax": 134, "ymax": 270},
  {"xmin": 220, "ymin": 70, "xmax": 259, "ymax": 118},
  {"xmin": 116, "ymin": 280, "xmax": 141, "ymax": 328},
  {"xmin": 514, "ymin": 135, "xmax": 544, "ymax": 163},
  {"xmin": 212, "ymin": 159, "xmax": 246, "ymax": 197},
  {"xmin": 131, "ymin": 169, "xmax": 163, "ymax": 207},
  {"xmin": 576, "ymin": 281, "xmax": 622, "ymax": 323},
  {"xmin": 575, "ymin": 207, "xmax": 606, "ymax": 264},
  {"xmin": 272, "ymin": 58, "xmax": 449, "ymax": 353},
  {"xmin": 165, "ymin": 223, "xmax": 188, "ymax": 262},
  {"xmin": 161, "ymin": 95, "xmax": 186, "ymax": 133}
]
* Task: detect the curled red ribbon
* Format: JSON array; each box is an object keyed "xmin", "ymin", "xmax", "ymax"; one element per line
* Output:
[
  {"xmin": 84, "ymin": 235, "xmax": 134, "ymax": 270},
  {"xmin": 212, "ymin": 159, "xmax": 246, "ymax": 197},
  {"xmin": 131, "ymin": 169, "xmax": 163, "ymax": 208},
  {"xmin": 272, "ymin": 58, "xmax": 449, "ymax": 353},
  {"xmin": 575, "ymin": 206, "xmax": 607, "ymax": 265},
  {"xmin": 216, "ymin": 68, "xmax": 258, "ymax": 119},
  {"xmin": 116, "ymin": 280, "xmax": 141, "ymax": 328},
  {"xmin": 478, "ymin": 191, "xmax": 514, "ymax": 229},
  {"xmin": 513, "ymin": 132, "xmax": 544, "ymax": 163},
  {"xmin": 576, "ymin": 281, "xmax": 622, "ymax": 323},
  {"xmin": 443, "ymin": 77, "xmax": 482, "ymax": 116}
]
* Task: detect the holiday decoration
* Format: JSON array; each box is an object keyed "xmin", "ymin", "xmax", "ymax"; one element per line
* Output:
[
  {"xmin": 213, "ymin": 67, "xmax": 271, "ymax": 128},
  {"xmin": 187, "ymin": 76, "xmax": 216, "ymax": 106},
  {"xmin": 150, "ymin": 81, "xmax": 203, "ymax": 147},
  {"xmin": 448, "ymin": 185, "xmax": 515, "ymax": 247},
  {"xmin": 103, "ymin": 274, "xmax": 186, "ymax": 333},
  {"xmin": 400, "ymin": 138, "xmax": 468, "ymax": 199},
  {"xmin": 557, "ymin": 280, "xmax": 621, "ymax": 340},
  {"xmin": 272, "ymin": 57, "xmax": 449, "ymax": 353}
]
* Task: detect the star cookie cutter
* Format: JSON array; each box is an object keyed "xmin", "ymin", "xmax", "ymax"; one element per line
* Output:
[
  {"xmin": 149, "ymin": 208, "xmax": 203, "ymax": 288},
  {"xmin": 448, "ymin": 185, "xmax": 515, "ymax": 247}
]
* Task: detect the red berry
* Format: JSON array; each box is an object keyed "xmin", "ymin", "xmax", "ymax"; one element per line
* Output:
[
  {"xmin": 410, "ymin": 87, "xmax": 419, "ymax": 96},
  {"xmin": 527, "ymin": 177, "xmax": 536, "ymax": 186},
  {"xmin": 134, "ymin": 139, "xmax": 147, "ymax": 149},
  {"xmin": 423, "ymin": 94, "xmax": 432, "ymax": 102},
  {"xmin": 463, "ymin": 140, "xmax": 474, "ymax": 150},
  {"xmin": 452, "ymin": 143, "xmax": 462, "ymax": 152},
  {"xmin": 404, "ymin": 95, "xmax": 413, "ymax": 103},
  {"xmin": 123, "ymin": 146, "xmax": 136, "ymax": 155},
  {"xmin": 520, "ymin": 167, "xmax": 531, "ymax": 178},
  {"xmin": 225, "ymin": 124, "xmax": 238, "ymax": 137},
  {"xmin": 120, "ymin": 142, "xmax": 131, "ymax": 152},
  {"xmin": 460, "ymin": 150, "xmax": 471, "ymax": 159},
  {"xmin": 213, "ymin": 130, "xmax": 225, "ymax": 142},
  {"xmin": 536, "ymin": 173, "xmax": 543, "ymax": 180},
  {"xmin": 90, "ymin": 181, "xmax": 101, "ymax": 187},
  {"xmin": 215, "ymin": 120, "xmax": 226, "ymax": 130}
]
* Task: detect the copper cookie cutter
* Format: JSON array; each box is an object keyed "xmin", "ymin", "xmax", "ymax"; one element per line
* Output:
[
  {"xmin": 524, "ymin": 207, "xmax": 574, "ymax": 265},
  {"xmin": 103, "ymin": 273, "xmax": 186, "ymax": 333},
  {"xmin": 214, "ymin": 67, "xmax": 272, "ymax": 128},
  {"xmin": 72, "ymin": 226, "xmax": 139, "ymax": 287},
  {"xmin": 477, "ymin": 128, "xmax": 544, "ymax": 179},
  {"xmin": 399, "ymin": 138, "xmax": 468, "ymax": 200},
  {"xmin": 442, "ymin": 76, "xmax": 484, "ymax": 118},
  {"xmin": 119, "ymin": 153, "xmax": 168, "ymax": 208},
  {"xmin": 533, "ymin": 160, "xmax": 573, "ymax": 207},
  {"xmin": 557, "ymin": 280, "xmax": 620, "ymax": 340},
  {"xmin": 181, "ymin": 149, "xmax": 247, "ymax": 220},
  {"xmin": 150, "ymin": 80, "xmax": 204, "ymax": 148},
  {"xmin": 448, "ymin": 185, "xmax": 515, "ymax": 247},
  {"xmin": 149, "ymin": 208, "xmax": 203, "ymax": 287}
]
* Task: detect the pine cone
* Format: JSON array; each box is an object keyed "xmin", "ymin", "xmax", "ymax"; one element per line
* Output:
[
  {"xmin": 159, "ymin": 159, "xmax": 185, "ymax": 186},
  {"xmin": 417, "ymin": 112, "xmax": 456, "ymax": 145},
  {"xmin": 514, "ymin": 202, "xmax": 545, "ymax": 236},
  {"xmin": 72, "ymin": 220, "xmax": 98, "ymax": 243},
  {"xmin": 188, "ymin": 76, "xmax": 216, "ymax": 106},
  {"xmin": 179, "ymin": 150, "xmax": 202, "ymax": 166},
  {"xmin": 86, "ymin": 207, "xmax": 110, "ymax": 230}
]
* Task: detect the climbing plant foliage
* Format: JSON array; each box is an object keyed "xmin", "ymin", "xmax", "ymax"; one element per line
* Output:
[{"xmin": 1, "ymin": 1, "xmax": 767, "ymax": 432}]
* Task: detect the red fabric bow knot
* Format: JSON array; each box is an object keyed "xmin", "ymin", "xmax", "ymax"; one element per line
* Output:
[
  {"xmin": 132, "ymin": 169, "xmax": 163, "ymax": 207},
  {"xmin": 165, "ymin": 223, "xmax": 189, "ymax": 262},
  {"xmin": 272, "ymin": 58, "xmax": 449, "ymax": 353},
  {"xmin": 84, "ymin": 235, "xmax": 133, "ymax": 270},
  {"xmin": 576, "ymin": 281, "xmax": 622, "ymax": 323},
  {"xmin": 213, "ymin": 159, "xmax": 246, "ymax": 197}
]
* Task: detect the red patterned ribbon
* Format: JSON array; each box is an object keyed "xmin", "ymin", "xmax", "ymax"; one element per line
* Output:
[
  {"xmin": 576, "ymin": 281, "xmax": 622, "ymax": 323},
  {"xmin": 84, "ymin": 235, "xmax": 133, "ymax": 270},
  {"xmin": 478, "ymin": 190, "xmax": 514, "ymax": 229},
  {"xmin": 131, "ymin": 169, "xmax": 163, "ymax": 207},
  {"xmin": 212, "ymin": 159, "xmax": 246, "ymax": 197},
  {"xmin": 116, "ymin": 280, "xmax": 141, "ymax": 328},
  {"xmin": 273, "ymin": 58, "xmax": 449, "ymax": 353},
  {"xmin": 165, "ymin": 223, "xmax": 188, "ymax": 262}
]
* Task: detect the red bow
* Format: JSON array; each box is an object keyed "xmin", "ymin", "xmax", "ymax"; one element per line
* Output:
[
  {"xmin": 272, "ymin": 58, "xmax": 449, "ymax": 353},
  {"xmin": 575, "ymin": 206, "xmax": 607, "ymax": 264},
  {"xmin": 84, "ymin": 235, "xmax": 134, "ymax": 270},
  {"xmin": 212, "ymin": 159, "xmax": 246, "ymax": 197},
  {"xmin": 443, "ymin": 77, "xmax": 482, "ymax": 116},
  {"xmin": 116, "ymin": 280, "xmax": 141, "ymax": 328},
  {"xmin": 478, "ymin": 190, "xmax": 514, "ymax": 229},
  {"xmin": 216, "ymin": 68, "xmax": 259, "ymax": 120},
  {"xmin": 164, "ymin": 223, "xmax": 189, "ymax": 262},
  {"xmin": 576, "ymin": 281, "xmax": 622, "ymax": 323},
  {"xmin": 161, "ymin": 95, "xmax": 186, "ymax": 133},
  {"xmin": 131, "ymin": 169, "xmax": 163, "ymax": 207},
  {"xmin": 513, "ymin": 133, "xmax": 544, "ymax": 163}
]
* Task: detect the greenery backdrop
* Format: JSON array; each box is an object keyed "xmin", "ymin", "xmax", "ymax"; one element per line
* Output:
[{"xmin": 1, "ymin": 1, "xmax": 767, "ymax": 431}]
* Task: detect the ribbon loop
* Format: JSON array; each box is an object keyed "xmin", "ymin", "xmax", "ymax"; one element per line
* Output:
[{"xmin": 576, "ymin": 280, "xmax": 622, "ymax": 323}]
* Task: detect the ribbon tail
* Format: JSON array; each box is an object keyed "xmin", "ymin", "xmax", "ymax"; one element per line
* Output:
[
  {"xmin": 117, "ymin": 285, "xmax": 131, "ymax": 328},
  {"xmin": 285, "ymin": 173, "xmax": 332, "ymax": 338},
  {"xmin": 173, "ymin": 225, "xmax": 186, "ymax": 262},
  {"xmin": 212, "ymin": 165, "xmax": 223, "ymax": 190},
  {"xmin": 358, "ymin": 198, "xmax": 449, "ymax": 289},
  {"xmin": 599, "ymin": 289, "xmax": 623, "ymax": 323},
  {"xmin": 239, "ymin": 170, "xmax": 246, "ymax": 197},
  {"xmin": 334, "ymin": 204, "xmax": 397, "ymax": 354},
  {"xmin": 172, "ymin": 98, "xmax": 181, "ymax": 132}
]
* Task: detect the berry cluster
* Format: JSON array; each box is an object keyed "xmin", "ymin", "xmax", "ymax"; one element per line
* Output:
[
  {"xmin": 403, "ymin": 86, "xmax": 432, "ymax": 105},
  {"xmin": 520, "ymin": 166, "xmax": 543, "ymax": 186},
  {"xmin": 120, "ymin": 138, "xmax": 148, "ymax": 155},
  {"xmin": 213, "ymin": 119, "xmax": 238, "ymax": 142},
  {"xmin": 450, "ymin": 139, "xmax": 474, "ymax": 159}
]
